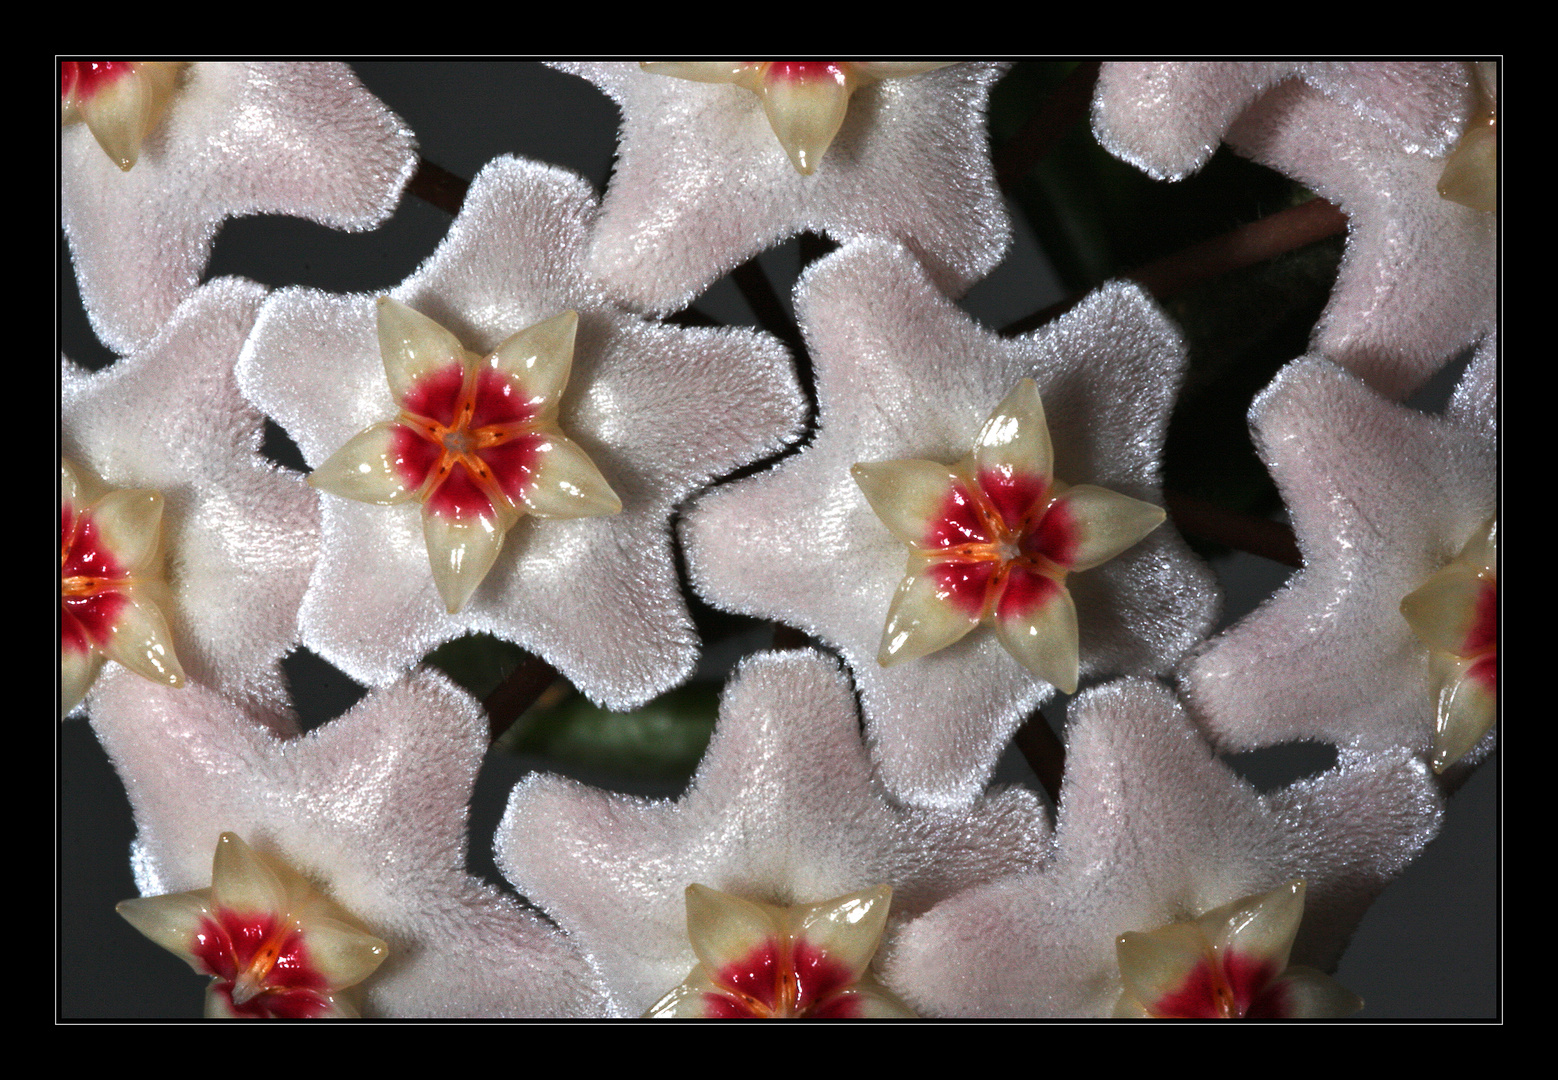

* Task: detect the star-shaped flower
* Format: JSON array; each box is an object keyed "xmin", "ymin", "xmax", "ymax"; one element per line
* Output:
[
  {"xmin": 882, "ymin": 679, "xmax": 1442, "ymax": 1017},
  {"xmin": 61, "ymin": 60, "xmax": 417, "ymax": 355},
  {"xmin": 60, "ymin": 459, "xmax": 183, "ymax": 716},
  {"xmin": 90, "ymin": 668, "xmax": 605, "ymax": 1017},
  {"xmin": 238, "ymin": 155, "xmax": 804, "ymax": 709},
  {"xmin": 853, "ymin": 378, "xmax": 1165, "ymax": 693},
  {"xmin": 495, "ymin": 649, "xmax": 1051, "ymax": 1017},
  {"xmin": 555, "ymin": 61, "xmax": 1011, "ymax": 314},
  {"xmin": 681, "ymin": 239, "xmax": 1217, "ymax": 805},
  {"xmin": 61, "ymin": 277, "xmax": 319, "ymax": 722},
  {"xmin": 1180, "ymin": 346, "xmax": 1497, "ymax": 769},
  {"xmin": 647, "ymin": 883, "xmax": 913, "ymax": 1018},
  {"xmin": 1114, "ymin": 880, "xmax": 1362, "ymax": 1019},
  {"xmin": 308, "ymin": 300, "xmax": 620, "ymax": 614},
  {"xmin": 117, "ymin": 832, "xmax": 389, "ymax": 1018},
  {"xmin": 1091, "ymin": 60, "xmax": 1495, "ymax": 399}
]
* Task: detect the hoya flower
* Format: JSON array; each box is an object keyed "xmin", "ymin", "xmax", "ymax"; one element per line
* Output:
[
  {"xmin": 61, "ymin": 277, "xmax": 319, "ymax": 721},
  {"xmin": 1180, "ymin": 346, "xmax": 1497, "ymax": 770},
  {"xmin": 238, "ymin": 155, "xmax": 803, "ymax": 709},
  {"xmin": 641, "ymin": 62, "xmax": 951, "ymax": 176},
  {"xmin": 1092, "ymin": 61, "xmax": 1495, "ymax": 399},
  {"xmin": 90, "ymin": 668, "xmax": 605, "ymax": 1017},
  {"xmin": 60, "ymin": 460, "xmax": 183, "ymax": 716},
  {"xmin": 61, "ymin": 60, "xmax": 417, "ymax": 355},
  {"xmin": 681, "ymin": 239, "xmax": 1217, "ymax": 805},
  {"xmin": 852, "ymin": 377, "xmax": 1165, "ymax": 694},
  {"xmin": 647, "ymin": 884, "xmax": 912, "ymax": 1018},
  {"xmin": 60, "ymin": 61, "xmax": 183, "ymax": 171},
  {"xmin": 1114, "ymin": 880, "xmax": 1361, "ymax": 1019},
  {"xmin": 882, "ymin": 679, "xmax": 1442, "ymax": 1017},
  {"xmin": 117, "ymin": 832, "xmax": 388, "ymax": 1018},
  {"xmin": 307, "ymin": 300, "xmax": 620, "ymax": 614},
  {"xmin": 495, "ymin": 650, "xmax": 1052, "ymax": 1017},
  {"xmin": 555, "ymin": 61, "xmax": 1011, "ymax": 314}
]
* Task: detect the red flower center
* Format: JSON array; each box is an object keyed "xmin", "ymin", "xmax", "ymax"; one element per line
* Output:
[
  {"xmin": 389, "ymin": 362, "xmax": 545, "ymax": 520},
  {"xmin": 191, "ymin": 909, "xmax": 333, "ymax": 1019},
  {"xmin": 1465, "ymin": 574, "xmax": 1497, "ymax": 694},
  {"xmin": 60, "ymin": 61, "xmax": 135, "ymax": 102},
  {"xmin": 702, "ymin": 937, "xmax": 863, "ymax": 1018},
  {"xmin": 923, "ymin": 468, "xmax": 1078, "ymax": 620},
  {"xmin": 1150, "ymin": 951, "xmax": 1286, "ymax": 1019},
  {"xmin": 60, "ymin": 504, "xmax": 129, "ymax": 654}
]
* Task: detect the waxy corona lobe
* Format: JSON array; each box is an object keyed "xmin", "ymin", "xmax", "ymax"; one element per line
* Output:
[
  {"xmin": 118, "ymin": 833, "xmax": 388, "ymax": 1018},
  {"xmin": 1401, "ymin": 516, "xmax": 1498, "ymax": 772},
  {"xmin": 309, "ymin": 298, "xmax": 621, "ymax": 614},
  {"xmin": 1114, "ymin": 881, "xmax": 1362, "ymax": 1019},
  {"xmin": 853, "ymin": 379, "xmax": 1165, "ymax": 693},
  {"xmin": 647, "ymin": 884, "xmax": 912, "ymax": 1018},
  {"xmin": 643, "ymin": 61, "xmax": 952, "ymax": 175},
  {"xmin": 60, "ymin": 60, "xmax": 183, "ymax": 171},
  {"xmin": 60, "ymin": 459, "xmax": 184, "ymax": 716}
]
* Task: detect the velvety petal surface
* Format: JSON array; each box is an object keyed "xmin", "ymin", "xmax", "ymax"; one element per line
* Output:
[
  {"xmin": 89, "ymin": 668, "xmax": 604, "ymax": 1018},
  {"xmin": 1180, "ymin": 351, "xmax": 1497, "ymax": 759},
  {"xmin": 557, "ymin": 61, "xmax": 1012, "ymax": 314},
  {"xmin": 62, "ymin": 61, "xmax": 417, "ymax": 355},
  {"xmin": 681, "ymin": 239, "xmax": 1218, "ymax": 805},
  {"xmin": 882, "ymin": 679, "xmax": 1443, "ymax": 1017},
  {"xmin": 495, "ymin": 650, "xmax": 1052, "ymax": 1016},
  {"xmin": 61, "ymin": 278, "xmax": 318, "ymax": 721},
  {"xmin": 1093, "ymin": 60, "xmax": 1492, "ymax": 399},
  {"xmin": 237, "ymin": 156, "xmax": 804, "ymax": 709}
]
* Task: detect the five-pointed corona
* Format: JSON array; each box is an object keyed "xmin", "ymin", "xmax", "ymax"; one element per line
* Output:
[
  {"xmin": 309, "ymin": 298, "xmax": 621, "ymax": 614},
  {"xmin": 853, "ymin": 379, "xmax": 1164, "ymax": 692}
]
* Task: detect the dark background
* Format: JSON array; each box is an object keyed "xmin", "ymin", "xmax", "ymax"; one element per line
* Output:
[{"xmin": 59, "ymin": 60, "xmax": 1497, "ymax": 1020}]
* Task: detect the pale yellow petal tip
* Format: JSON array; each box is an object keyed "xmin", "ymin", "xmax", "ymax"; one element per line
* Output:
[
  {"xmin": 63, "ymin": 61, "xmax": 183, "ymax": 171},
  {"xmin": 121, "ymin": 831, "xmax": 388, "ymax": 1018},
  {"xmin": 662, "ymin": 883, "xmax": 907, "ymax": 1018}
]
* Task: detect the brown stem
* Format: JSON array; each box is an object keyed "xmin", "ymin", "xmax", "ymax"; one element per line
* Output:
[
  {"xmin": 995, "ymin": 61, "xmax": 1101, "ymax": 191},
  {"xmin": 1165, "ymin": 491, "xmax": 1301, "ymax": 568},
  {"xmin": 407, "ymin": 156, "xmax": 470, "ymax": 216},
  {"xmin": 1003, "ymin": 197, "xmax": 1348, "ymax": 336},
  {"xmin": 1014, "ymin": 709, "xmax": 1064, "ymax": 805},
  {"xmin": 1127, "ymin": 196, "xmax": 1347, "ymax": 300},
  {"xmin": 483, "ymin": 652, "xmax": 560, "ymax": 742}
]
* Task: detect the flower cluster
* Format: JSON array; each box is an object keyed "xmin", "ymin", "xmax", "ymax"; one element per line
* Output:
[{"xmin": 62, "ymin": 60, "xmax": 1496, "ymax": 1019}]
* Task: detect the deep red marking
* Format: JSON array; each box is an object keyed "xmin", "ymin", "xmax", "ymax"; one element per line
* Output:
[
  {"xmin": 1150, "ymin": 952, "xmax": 1282, "ymax": 1018},
  {"xmin": 714, "ymin": 940, "xmax": 782, "ymax": 1013},
  {"xmin": 766, "ymin": 61, "xmax": 850, "ymax": 85},
  {"xmin": 790, "ymin": 939, "xmax": 857, "ymax": 1013},
  {"xmin": 995, "ymin": 566, "xmax": 1061, "ymax": 622},
  {"xmin": 391, "ymin": 422, "xmax": 442, "ymax": 490},
  {"xmin": 467, "ymin": 368, "xmax": 534, "ymax": 429},
  {"xmin": 191, "ymin": 909, "xmax": 332, "ymax": 1019},
  {"xmin": 399, "ymin": 364, "xmax": 466, "ymax": 425},
  {"xmin": 976, "ymin": 467, "xmax": 1046, "ymax": 536},
  {"xmin": 60, "ymin": 505, "xmax": 130, "ymax": 652},
  {"xmin": 1022, "ymin": 497, "xmax": 1078, "ymax": 567},
  {"xmin": 1466, "ymin": 576, "xmax": 1497, "ymax": 656},
  {"xmin": 393, "ymin": 363, "xmax": 545, "ymax": 519},
  {"xmin": 61, "ymin": 61, "xmax": 135, "ymax": 101},
  {"xmin": 425, "ymin": 460, "xmax": 496, "ymax": 519},
  {"xmin": 926, "ymin": 482, "xmax": 990, "ymax": 549},
  {"xmin": 927, "ymin": 559, "xmax": 997, "ymax": 617}
]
